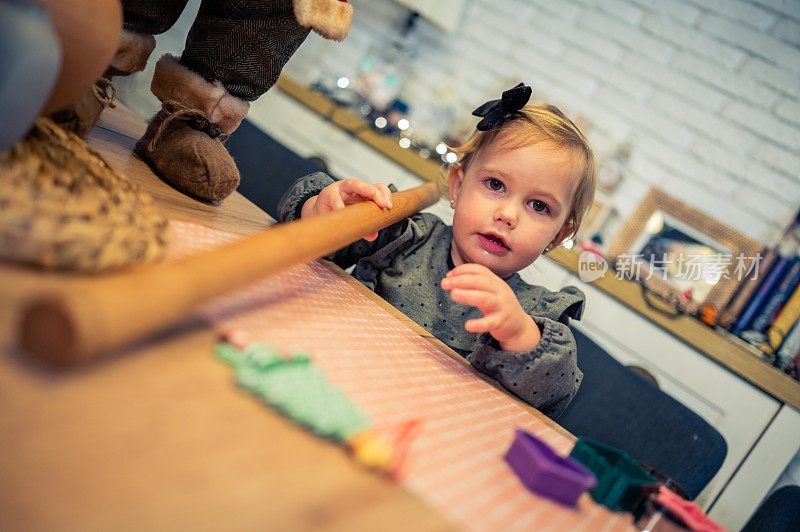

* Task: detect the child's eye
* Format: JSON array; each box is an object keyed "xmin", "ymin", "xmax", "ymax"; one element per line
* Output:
[
  {"xmin": 484, "ymin": 178, "xmax": 505, "ymax": 192},
  {"xmin": 528, "ymin": 200, "xmax": 550, "ymax": 214}
]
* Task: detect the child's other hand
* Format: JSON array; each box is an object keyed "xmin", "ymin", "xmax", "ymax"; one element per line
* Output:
[
  {"xmin": 301, "ymin": 179, "xmax": 393, "ymax": 241},
  {"xmin": 441, "ymin": 263, "xmax": 542, "ymax": 353}
]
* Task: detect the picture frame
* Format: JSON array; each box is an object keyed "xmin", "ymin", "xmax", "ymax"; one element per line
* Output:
[{"xmin": 606, "ymin": 188, "xmax": 763, "ymax": 315}]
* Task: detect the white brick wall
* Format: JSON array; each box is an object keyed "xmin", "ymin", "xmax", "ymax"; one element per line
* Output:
[
  {"xmin": 690, "ymin": 0, "xmax": 779, "ymax": 31},
  {"xmin": 775, "ymin": 16, "xmax": 800, "ymax": 44},
  {"xmin": 642, "ymin": 15, "xmax": 745, "ymax": 70},
  {"xmin": 753, "ymin": 0, "xmax": 800, "ymax": 19},
  {"xmin": 280, "ymin": 0, "xmax": 800, "ymax": 244},
  {"xmin": 631, "ymin": 0, "xmax": 702, "ymax": 26}
]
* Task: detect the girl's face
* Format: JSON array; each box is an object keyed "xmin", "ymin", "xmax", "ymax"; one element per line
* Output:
[{"xmin": 448, "ymin": 141, "xmax": 578, "ymax": 279}]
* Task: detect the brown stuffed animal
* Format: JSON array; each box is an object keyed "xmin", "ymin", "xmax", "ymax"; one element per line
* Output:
[{"xmin": 52, "ymin": 0, "xmax": 353, "ymax": 203}]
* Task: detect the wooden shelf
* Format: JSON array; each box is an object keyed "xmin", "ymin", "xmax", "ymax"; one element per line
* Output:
[
  {"xmin": 275, "ymin": 75, "xmax": 800, "ymax": 413},
  {"xmin": 275, "ymin": 76, "xmax": 443, "ymax": 184},
  {"xmin": 548, "ymin": 247, "xmax": 800, "ymax": 411}
]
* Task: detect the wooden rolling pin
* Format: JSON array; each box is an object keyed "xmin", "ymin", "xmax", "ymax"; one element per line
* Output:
[{"xmin": 20, "ymin": 182, "xmax": 440, "ymax": 366}]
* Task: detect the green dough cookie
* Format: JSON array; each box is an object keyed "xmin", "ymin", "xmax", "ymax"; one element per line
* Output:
[{"xmin": 216, "ymin": 342, "xmax": 371, "ymax": 441}]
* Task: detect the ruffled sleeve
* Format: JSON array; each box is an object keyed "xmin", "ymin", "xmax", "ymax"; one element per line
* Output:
[
  {"xmin": 276, "ymin": 172, "xmax": 424, "ymax": 271},
  {"xmin": 278, "ymin": 171, "xmax": 337, "ymax": 223},
  {"xmin": 531, "ymin": 285, "xmax": 585, "ymax": 324},
  {"xmin": 465, "ymin": 285, "xmax": 585, "ymax": 419},
  {"xmin": 468, "ymin": 317, "xmax": 583, "ymax": 419}
]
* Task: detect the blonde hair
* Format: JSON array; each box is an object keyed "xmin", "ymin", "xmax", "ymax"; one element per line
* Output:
[{"xmin": 449, "ymin": 104, "xmax": 596, "ymax": 241}]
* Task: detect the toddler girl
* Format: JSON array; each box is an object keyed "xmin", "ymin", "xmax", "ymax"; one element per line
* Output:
[{"xmin": 279, "ymin": 84, "xmax": 596, "ymax": 419}]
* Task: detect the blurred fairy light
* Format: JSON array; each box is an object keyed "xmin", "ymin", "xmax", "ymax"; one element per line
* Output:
[
  {"xmin": 374, "ymin": 116, "xmax": 387, "ymax": 128},
  {"xmin": 397, "ymin": 118, "xmax": 410, "ymax": 130},
  {"xmin": 399, "ymin": 137, "xmax": 411, "ymax": 149},
  {"xmin": 337, "ymin": 77, "xmax": 350, "ymax": 89},
  {"xmin": 445, "ymin": 152, "xmax": 458, "ymax": 163},
  {"xmin": 435, "ymin": 142, "xmax": 447, "ymax": 155},
  {"xmin": 563, "ymin": 239, "xmax": 574, "ymax": 250}
]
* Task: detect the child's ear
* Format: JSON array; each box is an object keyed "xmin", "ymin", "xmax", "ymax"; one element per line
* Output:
[
  {"xmin": 549, "ymin": 221, "xmax": 575, "ymax": 250},
  {"xmin": 448, "ymin": 163, "xmax": 464, "ymax": 205}
]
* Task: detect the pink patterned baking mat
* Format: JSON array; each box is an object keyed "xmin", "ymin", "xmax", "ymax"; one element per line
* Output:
[{"xmin": 170, "ymin": 221, "xmax": 634, "ymax": 532}]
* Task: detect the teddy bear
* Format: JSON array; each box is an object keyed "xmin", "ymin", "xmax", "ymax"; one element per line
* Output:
[{"xmin": 52, "ymin": 0, "xmax": 353, "ymax": 202}]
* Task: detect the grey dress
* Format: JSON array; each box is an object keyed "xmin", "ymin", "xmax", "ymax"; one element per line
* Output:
[{"xmin": 279, "ymin": 173, "xmax": 585, "ymax": 419}]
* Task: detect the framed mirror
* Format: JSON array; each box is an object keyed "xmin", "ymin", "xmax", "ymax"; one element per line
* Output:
[{"xmin": 607, "ymin": 189, "xmax": 763, "ymax": 315}]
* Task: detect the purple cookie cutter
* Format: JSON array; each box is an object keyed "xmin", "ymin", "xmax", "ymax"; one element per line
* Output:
[{"xmin": 505, "ymin": 428, "xmax": 597, "ymax": 506}]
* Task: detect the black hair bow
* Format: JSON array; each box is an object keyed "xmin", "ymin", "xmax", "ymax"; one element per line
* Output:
[{"xmin": 472, "ymin": 83, "xmax": 532, "ymax": 131}]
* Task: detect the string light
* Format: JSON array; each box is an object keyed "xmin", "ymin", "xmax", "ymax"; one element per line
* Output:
[
  {"xmin": 337, "ymin": 77, "xmax": 350, "ymax": 89},
  {"xmin": 397, "ymin": 119, "xmax": 410, "ymax": 130},
  {"xmin": 399, "ymin": 138, "xmax": 411, "ymax": 149},
  {"xmin": 374, "ymin": 116, "xmax": 387, "ymax": 128},
  {"xmin": 445, "ymin": 152, "xmax": 458, "ymax": 164},
  {"xmin": 435, "ymin": 143, "xmax": 447, "ymax": 155}
]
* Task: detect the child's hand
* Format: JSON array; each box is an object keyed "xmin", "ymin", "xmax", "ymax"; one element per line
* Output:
[
  {"xmin": 441, "ymin": 263, "xmax": 542, "ymax": 353},
  {"xmin": 301, "ymin": 179, "xmax": 393, "ymax": 241}
]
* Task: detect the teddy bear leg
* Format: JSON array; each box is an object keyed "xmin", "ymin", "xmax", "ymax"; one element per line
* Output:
[
  {"xmin": 50, "ymin": 29, "xmax": 155, "ymax": 138},
  {"xmin": 134, "ymin": 54, "xmax": 247, "ymax": 203},
  {"xmin": 134, "ymin": 0, "xmax": 354, "ymax": 203}
]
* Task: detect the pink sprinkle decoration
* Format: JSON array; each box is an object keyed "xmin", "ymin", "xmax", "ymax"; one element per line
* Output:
[{"xmin": 221, "ymin": 328, "xmax": 251, "ymax": 349}]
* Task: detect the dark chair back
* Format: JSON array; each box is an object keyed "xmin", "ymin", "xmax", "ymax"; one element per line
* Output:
[
  {"xmin": 558, "ymin": 327, "xmax": 727, "ymax": 500},
  {"xmin": 229, "ymin": 119, "xmax": 334, "ymax": 220},
  {"xmin": 742, "ymin": 485, "xmax": 800, "ymax": 532}
]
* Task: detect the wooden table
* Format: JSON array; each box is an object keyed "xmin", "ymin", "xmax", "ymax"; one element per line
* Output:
[
  {"xmin": 0, "ymin": 106, "xmax": 457, "ymax": 531},
  {"xmin": 0, "ymin": 106, "xmax": 573, "ymax": 531}
]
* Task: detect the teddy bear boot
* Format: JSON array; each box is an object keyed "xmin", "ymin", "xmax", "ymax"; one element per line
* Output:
[
  {"xmin": 50, "ymin": 30, "xmax": 155, "ymax": 138},
  {"xmin": 134, "ymin": 54, "xmax": 249, "ymax": 202}
]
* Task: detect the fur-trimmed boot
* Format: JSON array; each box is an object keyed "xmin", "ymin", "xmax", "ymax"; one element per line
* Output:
[
  {"xmin": 50, "ymin": 30, "xmax": 156, "ymax": 138},
  {"xmin": 294, "ymin": 0, "xmax": 354, "ymax": 42},
  {"xmin": 134, "ymin": 54, "xmax": 249, "ymax": 202}
]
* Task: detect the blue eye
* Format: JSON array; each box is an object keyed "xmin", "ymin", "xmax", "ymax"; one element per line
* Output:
[
  {"xmin": 529, "ymin": 200, "xmax": 550, "ymax": 214},
  {"xmin": 484, "ymin": 178, "xmax": 504, "ymax": 192}
]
